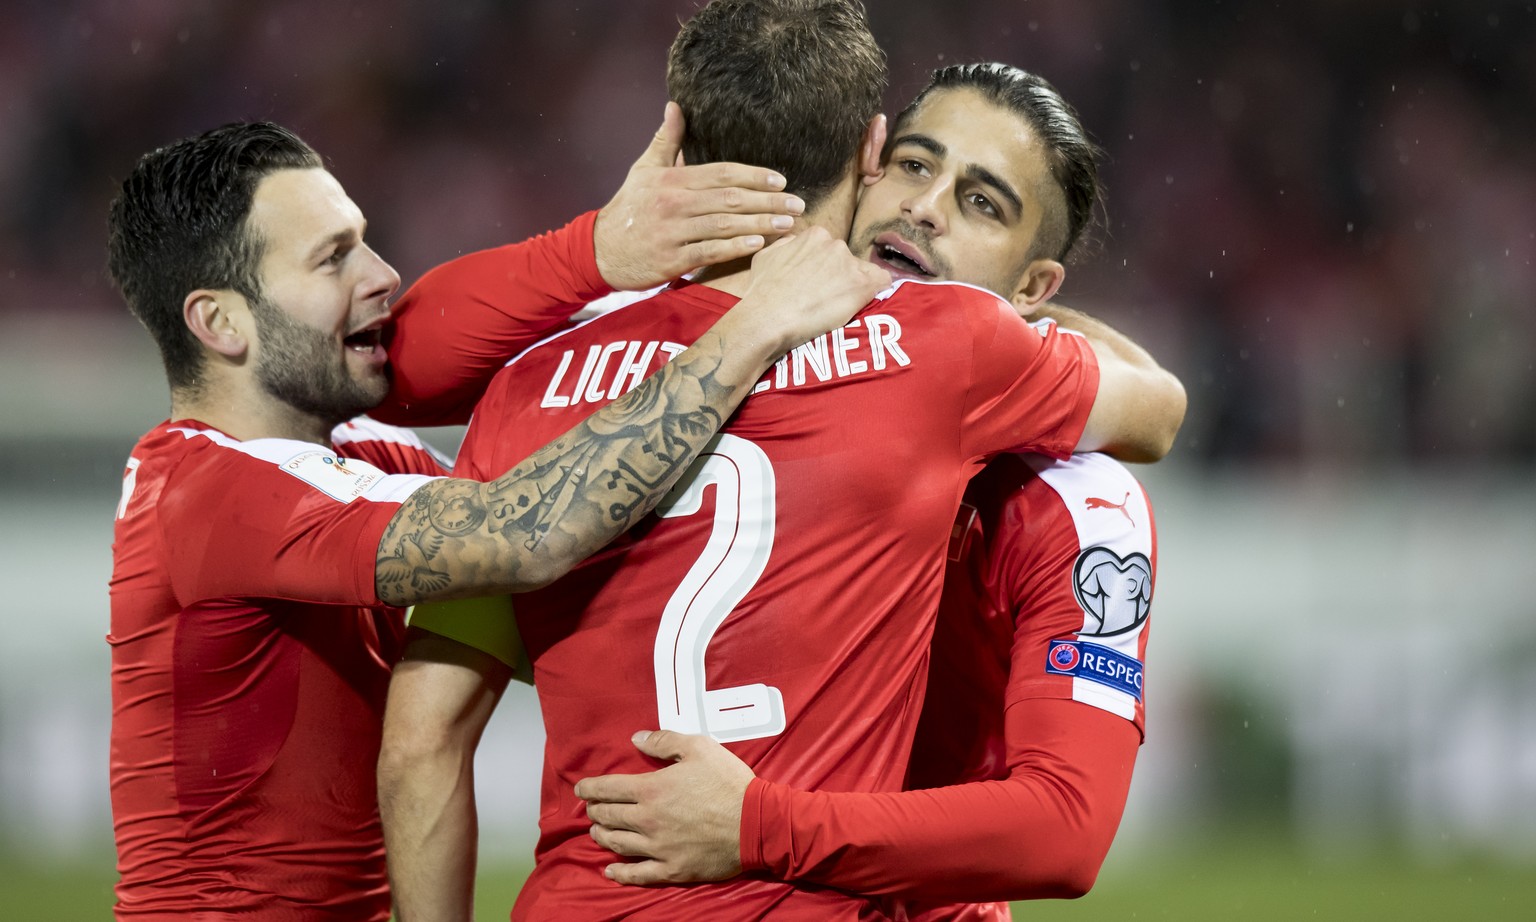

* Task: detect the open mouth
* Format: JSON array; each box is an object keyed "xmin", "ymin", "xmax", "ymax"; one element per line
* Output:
[
  {"xmin": 343, "ymin": 327, "xmax": 383, "ymax": 355},
  {"xmin": 871, "ymin": 233, "xmax": 935, "ymax": 279},
  {"xmin": 877, "ymin": 245, "xmax": 931, "ymax": 277}
]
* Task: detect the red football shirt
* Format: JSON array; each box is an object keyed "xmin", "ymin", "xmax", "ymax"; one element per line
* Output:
[
  {"xmin": 741, "ymin": 452, "xmax": 1154, "ymax": 917},
  {"xmin": 108, "ymin": 418, "xmax": 444, "ymax": 921},
  {"xmin": 376, "ymin": 210, "xmax": 611, "ymax": 427},
  {"xmin": 455, "ymin": 278, "xmax": 1099, "ymax": 920}
]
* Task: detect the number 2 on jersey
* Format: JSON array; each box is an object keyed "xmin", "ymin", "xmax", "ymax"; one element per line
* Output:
[{"xmin": 652, "ymin": 433, "xmax": 784, "ymax": 743}]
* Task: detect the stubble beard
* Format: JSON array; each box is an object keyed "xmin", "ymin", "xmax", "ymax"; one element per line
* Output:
[{"xmin": 249, "ymin": 293, "xmax": 388, "ymax": 427}]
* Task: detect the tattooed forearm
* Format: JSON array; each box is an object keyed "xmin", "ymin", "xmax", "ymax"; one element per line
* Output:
[{"xmin": 376, "ymin": 333, "xmax": 744, "ymax": 606}]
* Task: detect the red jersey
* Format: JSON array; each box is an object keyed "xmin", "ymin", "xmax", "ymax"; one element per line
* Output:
[
  {"xmin": 740, "ymin": 452, "xmax": 1154, "ymax": 918},
  {"xmin": 108, "ymin": 417, "xmax": 445, "ymax": 921},
  {"xmin": 376, "ymin": 210, "xmax": 611, "ymax": 426},
  {"xmin": 454, "ymin": 278, "xmax": 1100, "ymax": 920}
]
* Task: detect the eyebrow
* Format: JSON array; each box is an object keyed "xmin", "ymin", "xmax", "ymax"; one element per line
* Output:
[
  {"xmin": 963, "ymin": 163, "xmax": 1024, "ymax": 218},
  {"xmin": 892, "ymin": 133, "xmax": 1024, "ymax": 219},
  {"xmin": 893, "ymin": 132, "xmax": 947, "ymax": 159},
  {"xmin": 304, "ymin": 227, "xmax": 360, "ymax": 263}
]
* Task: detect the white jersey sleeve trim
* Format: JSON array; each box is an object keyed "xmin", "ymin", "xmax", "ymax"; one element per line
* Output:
[
  {"xmin": 500, "ymin": 286, "xmax": 671, "ymax": 372},
  {"xmin": 569, "ymin": 285, "xmax": 669, "ymax": 322},
  {"xmin": 169, "ymin": 425, "xmax": 440, "ymax": 505},
  {"xmin": 1025, "ymin": 452, "xmax": 1153, "ymax": 721},
  {"xmin": 872, "ymin": 279, "xmax": 1086, "ymax": 339},
  {"xmin": 331, "ymin": 416, "xmax": 454, "ymax": 469}
]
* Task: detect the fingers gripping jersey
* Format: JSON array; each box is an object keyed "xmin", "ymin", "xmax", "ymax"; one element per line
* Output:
[
  {"xmin": 454, "ymin": 278, "xmax": 1099, "ymax": 921},
  {"xmin": 108, "ymin": 417, "xmax": 445, "ymax": 921}
]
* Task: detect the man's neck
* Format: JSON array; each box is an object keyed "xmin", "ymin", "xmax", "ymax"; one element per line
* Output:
[
  {"xmin": 172, "ymin": 379, "xmax": 338, "ymax": 446},
  {"xmin": 690, "ymin": 176, "xmax": 859, "ymax": 298}
]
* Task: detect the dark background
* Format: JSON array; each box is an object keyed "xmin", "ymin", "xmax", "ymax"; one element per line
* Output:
[{"xmin": 4, "ymin": 0, "xmax": 1533, "ymax": 467}]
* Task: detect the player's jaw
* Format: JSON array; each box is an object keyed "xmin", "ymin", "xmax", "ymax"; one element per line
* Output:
[
  {"xmin": 252, "ymin": 294, "xmax": 392, "ymax": 424},
  {"xmin": 853, "ymin": 218, "xmax": 954, "ymax": 283}
]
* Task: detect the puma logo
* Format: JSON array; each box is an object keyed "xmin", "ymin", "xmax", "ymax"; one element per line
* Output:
[{"xmin": 1085, "ymin": 492, "xmax": 1134, "ymax": 527}]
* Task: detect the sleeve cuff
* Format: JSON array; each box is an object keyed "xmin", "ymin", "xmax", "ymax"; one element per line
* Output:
[
  {"xmin": 568, "ymin": 209, "xmax": 613, "ymax": 299},
  {"xmin": 739, "ymin": 776, "xmax": 773, "ymax": 873}
]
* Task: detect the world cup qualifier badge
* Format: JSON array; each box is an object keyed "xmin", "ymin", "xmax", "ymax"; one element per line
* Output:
[
  {"xmin": 1072, "ymin": 546, "xmax": 1152, "ymax": 636},
  {"xmin": 1046, "ymin": 639, "xmax": 1144, "ymax": 700},
  {"xmin": 280, "ymin": 450, "xmax": 387, "ymax": 503}
]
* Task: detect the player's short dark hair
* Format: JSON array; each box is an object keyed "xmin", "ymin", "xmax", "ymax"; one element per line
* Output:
[
  {"xmin": 895, "ymin": 63, "xmax": 1101, "ymax": 263},
  {"xmin": 106, "ymin": 122, "xmax": 322, "ymax": 392},
  {"xmin": 666, "ymin": 0, "xmax": 886, "ymax": 211}
]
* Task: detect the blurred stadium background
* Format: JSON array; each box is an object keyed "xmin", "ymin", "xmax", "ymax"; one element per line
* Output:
[{"xmin": 2, "ymin": 1, "xmax": 1533, "ymax": 918}]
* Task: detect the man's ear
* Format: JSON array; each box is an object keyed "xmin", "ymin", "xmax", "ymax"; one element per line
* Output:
[
  {"xmin": 184, "ymin": 289, "xmax": 251, "ymax": 360},
  {"xmin": 859, "ymin": 113, "xmax": 887, "ymax": 185},
  {"xmin": 1009, "ymin": 260, "xmax": 1066, "ymax": 317}
]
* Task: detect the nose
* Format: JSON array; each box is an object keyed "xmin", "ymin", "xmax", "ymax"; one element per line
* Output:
[
  {"xmin": 358, "ymin": 243, "xmax": 401, "ymax": 304},
  {"xmin": 901, "ymin": 176, "xmax": 951, "ymax": 236}
]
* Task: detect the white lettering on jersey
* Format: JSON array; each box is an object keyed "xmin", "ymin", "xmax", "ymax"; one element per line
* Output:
[
  {"xmin": 832, "ymin": 324, "xmax": 866, "ymax": 376},
  {"xmin": 584, "ymin": 340, "xmax": 629, "ymax": 404},
  {"xmin": 535, "ymin": 299, "xmax": 913, "ymax": 405},
  {"xmin": 541, "ymin": 341, "xmax": 689, "ymax": 408},
  {"xmin": 864, "ymin": 314, "xmax": 910, "ymax": 370},
  {"xmin": 537, "ymin": 311, "xmax": 912, "ymax": 406},
  {"xmin": 540, "ymin": 350, "xmax": 577, "ymax": 408},
  {"xmin": 749, "ymin": 314, "xmax": 909, "ymax": 395},
  {"xmin": 609, "ymin": 340, "xmax": 660, "ymax": 399}
]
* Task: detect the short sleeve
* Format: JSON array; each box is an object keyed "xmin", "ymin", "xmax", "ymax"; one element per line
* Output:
[
  {"xmin": 957, "ymin": 298, "xmax": 1099, "ymax": 462},
  {"xmin": 158, "ymin": 432, "xmax": 437, "ymax": 607}
]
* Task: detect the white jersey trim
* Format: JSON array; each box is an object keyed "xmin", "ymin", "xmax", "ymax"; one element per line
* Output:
[
  {"xmin": 1025, "ymin": 452, "xmax": 1153, "ymax": 722},
  {"xmin": 332, "ymin": 416, "xmax": 454, "ymax": 469},
  {"xmin": 169, "ymin": 425, "xmax": 439, "ymax": 505},
  {"xmin": 501, "ymin": 286, "xmax": 670, "ymax": 372},
  {"xmin": 873, "ymin": 278, "xmax": 1086, "ymax": 339}
]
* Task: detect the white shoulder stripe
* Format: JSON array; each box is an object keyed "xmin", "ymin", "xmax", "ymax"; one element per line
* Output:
[
  {"xmin": 332, "ymin": 416, "xmax": 454, "ymax": 469},
  {"xmin": 1024, "ymin": 452, "xmax": 1153, "ymax": 721},
  {"xmin": 500, "ymin": 285, "xmax": 670, "ymax": 372},
  {"xmin": 873, "ymin": 278, "xmax": 1085, "ymax": 338},
  {"xmin": 332, "ymin": 416, "xmax": 425, "ymax": 449},
  {"xmin": 169, "ymin": 426, "xmax": 439, "ymax": 504},
  {"xmin": 1024, "ymin": 453, "xmax": 1152, "ymax": 553}
]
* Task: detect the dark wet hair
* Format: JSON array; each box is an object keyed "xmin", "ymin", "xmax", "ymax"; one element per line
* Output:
[
  {"xmin": 895, "ymin": 63, "xmax": 1101, "ymax": 261},
  {"xmin": 106, "ymin": 121, "xmax": 321, "ymax": 391}
]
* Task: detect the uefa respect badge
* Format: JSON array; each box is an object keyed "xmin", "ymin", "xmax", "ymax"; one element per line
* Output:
[{"xmin": 1045, "ymin": 639, "xmax": 1143, "ymax": 700}]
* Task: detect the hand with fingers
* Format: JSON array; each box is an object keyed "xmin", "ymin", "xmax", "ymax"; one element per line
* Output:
[
  {"xmin": 595, "ymin": 101, "xmax": 806, "ymax": 290},
  {"xmin": 574, "ymin": 729, "xmax": 755, "ymax": 886},
  {"xmin": 723, "ymin": 226, "xmax": 893, "ymax": 354}
]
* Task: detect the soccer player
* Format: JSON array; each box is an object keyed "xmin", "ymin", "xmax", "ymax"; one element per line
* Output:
[
  {"xmin": 105, "ymin": 115, "xmax": 881, "ymax": 920},
  {"xmin": 574, "ymin": 65, "xmax": 1155, "ymax": 921},
  {"xmin": 376, "ymin": 3, "xmax": 1184, "ymax": 920}
]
